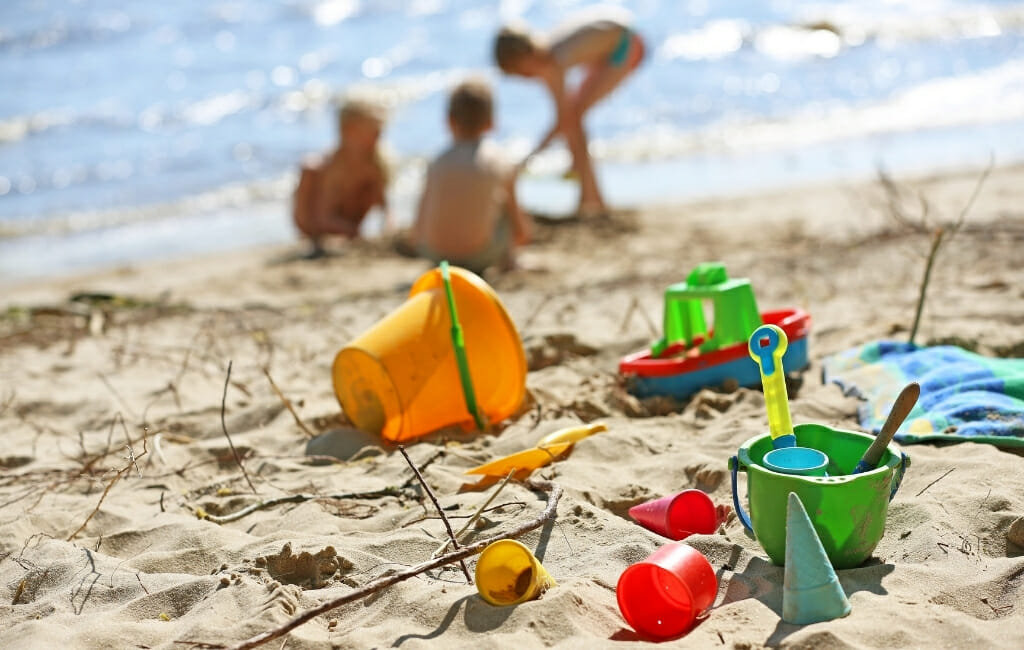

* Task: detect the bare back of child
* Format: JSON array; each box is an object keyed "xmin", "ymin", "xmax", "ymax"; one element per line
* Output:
[{"xmin": 412, "ymin": 79, "xmax": 531, "ymax": 275}]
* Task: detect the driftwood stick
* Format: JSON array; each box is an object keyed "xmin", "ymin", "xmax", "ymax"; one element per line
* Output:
[
  {"xmin": 398, "ymin": 446, "xmax": 471, "ymax": 583},
  {"xmin": 229, "ymin": 480, "xmax": 562, "ymax": 650},
  {"xmin": 202, "ymin": 451, "xmax": 447, "ymax": 524},
  {"xmin": 201, "ymin": 487, "xmax": 407, "ymax": 524},
  {"xmin": 262, "ymin": 367, "xmax": 316, "ymax": 438},
  {"xmin": 433, "ymin": 469, "xmax": 515, "ymax": 557},
  {"xmin": 220, "ymin": 361, "xmax": 257, "ymax": 494},
  {"xmin": 908, "ymin": 227, "xmax": 945, "ymax": 346}
]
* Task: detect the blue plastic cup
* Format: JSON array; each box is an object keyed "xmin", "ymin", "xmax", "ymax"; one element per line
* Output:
[{"xmin": 762, "ymin": 447, "xmax": 829, "ymax": 477}]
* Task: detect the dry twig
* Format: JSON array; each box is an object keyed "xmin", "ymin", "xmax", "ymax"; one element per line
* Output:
[
  {"xmin": 433, "ymin": 470, "xmax": 515, "ymax": 557},
  {"xmin": 229, "ymin": 480, "xmax": 562, "ymax": 650},
  {"xmin": 68, "ymin": 435, "xmax": 148, "ymax": 540},
  {"xmin": 220, "ymin": 361, "xmax": 257, "ymax": 494},
  {"xmin": 905, "ymin": 158, "xmax": 991, "ymax": 345},
  {"xmin": 915, "ymin": 467, "xmax": 955, "ymax": 497},
  {"xmin": 262, "ymin": 368, "xmax": 316, "ymax": 438},
  {"xmin": 398, "ymin": 446, "xmax": 471, "ymax": 583},
  {"xmin": 200, "ymin": 486, "xmax": 407, "ymax": 524},
  {"xmin": 198, "ymin": 450, "xmax": 446, "ymax": 523}
]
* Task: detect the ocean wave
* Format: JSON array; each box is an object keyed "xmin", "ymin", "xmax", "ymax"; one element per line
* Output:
[
  {"xmin": 5, "ymin": 58, "xmax": 1023, "ymax": 240},
  {"xmin": 658, "ymin": 3, "xmax": 1024, "ymax": 62}
]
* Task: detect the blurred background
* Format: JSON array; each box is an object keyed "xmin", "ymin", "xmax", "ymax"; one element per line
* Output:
[{"xmin": 2, "ymin": 0, "xmax": 1023, "ymax": 281}]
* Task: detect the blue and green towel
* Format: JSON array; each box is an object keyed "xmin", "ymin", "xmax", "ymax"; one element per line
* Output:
[{"xmin": 823, "ymin": 341, "xmax": 1024, "ymax": 447}]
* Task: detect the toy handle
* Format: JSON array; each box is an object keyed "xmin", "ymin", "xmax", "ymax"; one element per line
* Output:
[
  {"xmin": 440, "ymin": 261, "xmax": 488, "ymax": 431},
  {"xmin": 729, "ymin": 456, "xmax": 754, "ymax": 533},
  {"xmin": 890, "ymin": 452, "xmax": 910, "ymax": 501},
  {"xmin": 748, "ymin": 325, "xmax": 795, "ymax": 448}
]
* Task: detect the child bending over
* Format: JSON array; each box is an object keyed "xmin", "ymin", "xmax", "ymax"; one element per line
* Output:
[
  {"xmin": 495, "ymin": 13, "xmax": 645, "ymax": 217},
  {"xmin": 412, "ymin": 79, "xmax": 532, "ymax": 275},
  {"xmin": 292, "ymin": 98, "xmax": 390, "ymax": 255}
]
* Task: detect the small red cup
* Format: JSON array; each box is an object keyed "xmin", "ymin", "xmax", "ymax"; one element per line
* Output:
[
  {"xmin": 616, "ymin": 543, "xmax": 718, "ymax": 640},
  {"xmin": 628, "ymin": 489, "xmax": 723, "ymax": 540}
]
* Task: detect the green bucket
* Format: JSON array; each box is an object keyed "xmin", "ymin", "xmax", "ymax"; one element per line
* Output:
[{"xmin": 729, "ymin": 423, "xmax": 910, "ymax": 569}]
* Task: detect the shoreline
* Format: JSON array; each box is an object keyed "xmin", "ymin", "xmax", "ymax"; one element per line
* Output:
[{"xmin": 4, "ymin": 157, "xmax": 1021, "ymax": 301}]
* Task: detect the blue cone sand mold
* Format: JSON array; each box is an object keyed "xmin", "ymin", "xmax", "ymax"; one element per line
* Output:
[{"xmin": 783, "ymin": 492, "xmax": 852, "ymax": 625}]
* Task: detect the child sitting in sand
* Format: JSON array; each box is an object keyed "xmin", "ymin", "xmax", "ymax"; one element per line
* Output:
[
  {"xmin": 494, "ymin": 12, "xmax": 645, "ymax": 218},
  {"xmin": 411, "ymin": 79, "xmax": 532, "ymax": 275},
  {"xmin": 292, "ymin": 98, "xmax": 390, "ymax": 255}
]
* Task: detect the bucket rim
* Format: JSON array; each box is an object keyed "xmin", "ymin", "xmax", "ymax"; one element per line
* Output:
[{"xmin": 735, "ymin": 425, "xmax": 901, "ymax": 483}]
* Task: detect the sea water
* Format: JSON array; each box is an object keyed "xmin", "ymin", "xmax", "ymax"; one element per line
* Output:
[{"xmin": 2, "ymin": 0, "xmax": 1024, "ymax": 282}]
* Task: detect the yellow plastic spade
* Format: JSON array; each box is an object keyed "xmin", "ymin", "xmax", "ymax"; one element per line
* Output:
[
  {"xmin": 465, "ymin": 423, "xmax": 608, "ymax": 477},
  {"xmin": 748, "ymin": 324, "xmax": 796, "ymax": 448}
]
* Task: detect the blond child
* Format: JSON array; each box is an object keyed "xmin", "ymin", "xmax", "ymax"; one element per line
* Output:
[
  {"xmin": 412, "ymin": 79, "xmax": 531, "ymax": 275},
  {"xmin": 292, "ymin": 99, "xmax": 389, "ymax": 254},
  {"xmin": 494, "ymin": 13, "xmax": 645, "ymax": 217}
]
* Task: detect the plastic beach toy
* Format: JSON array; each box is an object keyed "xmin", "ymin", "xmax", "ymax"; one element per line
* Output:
[
  {"xmin": 628, "ymin": 489, "xmax": 730, "ymax": 540},
  {"xmin": 853, "ymin": 382, "xmax": 920, "ymax": 474},
  {"xmin": 619, "ymin": 263, "xmax": 810, "ymax": 401},
  {"xmin": 748, "ymin": 324, "xmax": 796, "ymax": 449},
  {"xmin": 783, "ymin": 492, "xmax": 851, "ymax": 624},
  {"xmin": 762, "ymin": 447, "xmax": 828, "ymax": 477},
  {"xmin": 729, "ymin": 423, "xmax": 910, "ymax": 568},
  {"xmin": 475, "ymin": 539, "xmax": 555, "ymax": 606},
  {"xmin": 616, "ymin": 543, "xmax": 717, "ymax": 640},
  {"xmin": 465, "ymin": 423, "xmax": 607, "ymax": 477},
  {"xmin": 749, "ymin": 324, "xmax": 831, "ymax": 476},
  {"xmin": 332, "ymin": 263, "xmax": 526, "ymax": 442}
]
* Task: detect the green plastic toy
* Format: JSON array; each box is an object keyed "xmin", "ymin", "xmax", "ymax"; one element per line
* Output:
[{"xmin": 652, "ymin": 262, "xmax": 762, "ymax": 357}]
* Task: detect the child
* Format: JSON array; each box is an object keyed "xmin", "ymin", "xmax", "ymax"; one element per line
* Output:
[
  {"xmin": 494, "ymin": 13, "xmax": 645, "ymax": 217},
  {"xmin": 412, "ymin": 79, "xmax": 532, "ymax": 275},
  {"xmin": 292, "ymin": 98, "xmax": 390, "ymax": 255}
]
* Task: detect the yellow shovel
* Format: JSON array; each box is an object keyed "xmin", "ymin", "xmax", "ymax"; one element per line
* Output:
[{"xmin": 465, "ymin": 423, "xmax": 608, "ymax": 477}]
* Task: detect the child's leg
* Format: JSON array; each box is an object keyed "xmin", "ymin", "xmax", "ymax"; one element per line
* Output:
[
  {"xmin": 564, "ymin": 120, "xmax": 604, "ymax": 214},
  {"xmin": 568, "ymin": 33, "xmax": 645, "ymax": 214}
]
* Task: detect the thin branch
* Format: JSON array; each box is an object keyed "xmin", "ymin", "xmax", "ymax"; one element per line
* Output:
[
  {"xmin": 200, "ymin": 487, "xmax": 407, "ymax": 524},
  {"xmin": 398, "ymin": 446, "xmax": 471, "ymax": 583},
  {"xmin": 915, "ymin": 467, "xmax": 955, "ymax": 497},
  {"xmin": 67, "ymin": 468, "xmax": 129, "ymax": 541},
  {"xmin": 67, "ymin": 435, "xmax": 148, "ymax": 541},
  {"xmin": 220, "ymin": 361, "xmax": 257, "ymax": 494},
  {"xmin": 262, "ymin": 368, "xmax": 316, "ymax": 438},
  {"xmin": 952, "ymin": 154, "xmax": 994, "ymax": 231},
  {"xmin": 908, "ymin": 227, "xmax": 945, "ymax": 346},
  {"xmin": 433, "ymin": 470, "xmax": 515, "ymax": 557},
  {"xmin": 229, "ymin": 480, "xmax": 562, "ymax": 650},
  {"xmin": 200, "ymin": 450, "xmax": 447, "ymax": 524},
  {"xmin": 908, "ymin": 159, "xmax": 993, "ymax": 345}
]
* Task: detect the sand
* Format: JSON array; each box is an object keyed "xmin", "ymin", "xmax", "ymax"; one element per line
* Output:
[{"xmin": 1, "ymin": 164, "xmax": 1023, "ymax": 649}]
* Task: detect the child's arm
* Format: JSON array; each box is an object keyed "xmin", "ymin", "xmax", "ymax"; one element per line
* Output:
[
  {"xmin": 521, "ymin": 62, "xmax": 571, "ymax": 167},
  {"xmin": 504, "ymin": 175, "xmax": 532, "ymax": 246}
]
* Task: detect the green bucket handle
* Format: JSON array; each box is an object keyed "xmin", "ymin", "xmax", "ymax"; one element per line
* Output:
[
  {"xmin": 440, "ymin": 261, "xmax": 488, "ymax": 431},
  {"xmin": 728, "ymin": 452, "xmax": 911, "ymax": 535}
]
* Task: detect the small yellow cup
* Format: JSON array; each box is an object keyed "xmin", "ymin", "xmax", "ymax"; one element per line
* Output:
[{"xmin": 475, "ymin": 540, "xmax": 556, "ymax": 606}]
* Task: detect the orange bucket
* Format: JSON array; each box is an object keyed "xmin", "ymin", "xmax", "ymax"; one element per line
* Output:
[{"xmin": 332, "ymin": 265, "xmax": 526, "ymax": 442}]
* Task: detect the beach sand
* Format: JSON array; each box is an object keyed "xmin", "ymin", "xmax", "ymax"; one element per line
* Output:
[{"xmin": 1, "ymin": 164, "xmax": 1023, "ymax": 649}]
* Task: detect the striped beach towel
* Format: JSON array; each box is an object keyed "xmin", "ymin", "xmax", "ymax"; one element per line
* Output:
[{"xmin": 823, "ymin": 341, "xmax": 1024, "ymax": 447}]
